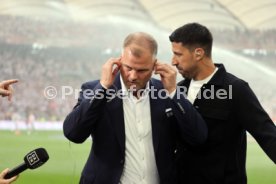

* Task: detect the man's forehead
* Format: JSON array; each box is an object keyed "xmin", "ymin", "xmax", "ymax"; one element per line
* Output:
[
  {"xmin": 123, "ymin": 45, "xmax": 145, "ymax": 57},
  {"xmin": 122, "ymin": 63, "xmax": 151, "ymax": 71}
]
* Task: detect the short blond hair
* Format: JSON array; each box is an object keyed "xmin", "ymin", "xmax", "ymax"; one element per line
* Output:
[{"xmin": 123, "ymin": 32, "xmax": 158, "ymax": 57}]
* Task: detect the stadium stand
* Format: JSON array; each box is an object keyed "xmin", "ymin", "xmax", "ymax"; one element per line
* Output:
[{"xmin": 0, "ymin": 0, "xmax": 275, "ymax": 125}]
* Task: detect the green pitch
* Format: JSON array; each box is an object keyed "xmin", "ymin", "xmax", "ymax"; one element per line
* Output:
[
  {"xmin": 0, "ymin": 131, "xmax": 275, "ymax": 184},
  {"xmin": 0, "ymin": 131, "xmax": 89, "ymax": 184}
]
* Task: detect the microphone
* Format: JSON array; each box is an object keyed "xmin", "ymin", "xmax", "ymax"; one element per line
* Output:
[{"xmin": 4, "ymin": 148, "xmax": 49, "ymax": 179}]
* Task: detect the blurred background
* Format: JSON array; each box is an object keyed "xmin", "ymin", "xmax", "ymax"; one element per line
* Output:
[{"xmin": 0, "ymin": 0, "xmax": 275, "ymax": 183}]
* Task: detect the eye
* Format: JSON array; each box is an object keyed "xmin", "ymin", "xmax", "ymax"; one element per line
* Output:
[
  {"xmin": 123, "ymin": 65, "xmax": 132, "ymax": 71},
  {"xmin": 137, "ymin": 69, "xmax": 148, "ymax": 73}
]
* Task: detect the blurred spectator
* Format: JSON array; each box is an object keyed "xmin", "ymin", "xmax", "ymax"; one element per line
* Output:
[{"xmin": 0, "ymin": 14, "xmax": 275, "ymax": 122}]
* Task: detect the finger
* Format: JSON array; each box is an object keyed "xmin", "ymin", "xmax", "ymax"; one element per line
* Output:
[
  {"xmin": 158, "ymin": 66, "xmax": 177, "ymax": 76},
  {"xmin": 2, "ymin": 79, "xmax": 18, "ymax": 86},
  {"xmin": 112, "ymin": 65, "xmax": 121, "ymax": 76},
  {"xmin": 112, "ymin": 57, "xmax": 121, "ymax": 67},
  {"xmin": 155, "ymin": 65, "xmax": 171, "ymax": 75},
  {"xmin": 157, "ymin": 63, "xmax": 174, "ymax": 70},
  {"xmin": 112, "ymin": 61, "xmax": 121, "ymax": 75},
  {"xmin": 0, "ymin": 168, "xmax": 9, "ymax": 178},
  {"xmin": 6, "ymin": 175, "xmax": 18, "ymax": 183},
  {"xmin": 0, "ymin": 88, "xmax": 10, "ymax": 97},
  {"xmin": 155, "ymin": 63, "xmax": 168, "ymax": 70},
  {"xmin": 107, "ymin": 58, "xmax": 121, "ymax": 72},
  {"xmin": 155, "ymin": 70, "xmax": 166, "ymax": 78},
  {"xmin": 113, "ymin": 58, "xmax": 121, "ymax": 67},
  {"xmin": 108, "ymin": 57, "xmax": 121, "ymax": 64}
]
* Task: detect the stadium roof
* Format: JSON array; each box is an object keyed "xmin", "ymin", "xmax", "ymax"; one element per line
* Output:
[
  {"xmin": 140, "ymin": 0, "xmax": 276, "ymax": 30},
  {"xmin": 0, "ymin": 0, "xmax": 275, "ymax": 30}
]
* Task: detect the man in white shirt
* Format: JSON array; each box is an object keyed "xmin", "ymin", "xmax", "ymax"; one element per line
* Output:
[{"xmin": 63, "ymin": 32, "xmax": 207, "ymax": 184}]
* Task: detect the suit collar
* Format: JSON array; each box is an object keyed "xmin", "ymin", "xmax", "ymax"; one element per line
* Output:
[
  {"xmin": 112, "ymin": 73, "xmax": 122, "ymax": 91},
  {"xmin": 208, "ymin": 63, "xmax": 227, "ymax": 86}
]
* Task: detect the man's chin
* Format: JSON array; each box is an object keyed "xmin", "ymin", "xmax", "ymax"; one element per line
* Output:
[
  {"xmin": 128, "ymin": 84, "xmax": 137, "ymax": 91},
  {"xmin": 180, "ymin": 72, "xmax": 191, "ymax": 79}
]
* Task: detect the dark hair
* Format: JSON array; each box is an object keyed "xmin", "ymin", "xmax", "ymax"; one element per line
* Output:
[{"xmin": 169, "ymin": 23, "xmax": 213, "ymax": 57}]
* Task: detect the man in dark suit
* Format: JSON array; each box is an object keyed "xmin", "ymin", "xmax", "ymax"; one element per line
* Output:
[
  {"xmin": 170, "ymin": 23, "xmax": 276, "ymax": 184},
  {"xmin": 63, "ymin": 32, "xmax": 207, "ymax": 184}
]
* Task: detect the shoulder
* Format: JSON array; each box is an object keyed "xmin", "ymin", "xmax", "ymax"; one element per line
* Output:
[
  {"xmin": 222, "ymin": 72, "xmax": 255, "ymax": 100},
  {"xmin": 224, "ymin": 72, "xmax": 248, "ymax": 87},
  {"xmin": 81, "ymin": 80, "xmax": 100, "ymax": 90},
  {"xmin": 215, "ymin": 63, "xmax": 248, "ymax": 87}
]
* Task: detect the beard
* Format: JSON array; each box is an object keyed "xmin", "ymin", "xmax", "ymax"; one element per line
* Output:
[
  {"xmin": 177, "ymin": 64, "xmax": 197, "ymax": 80},
  {"xmin": 177, "ymin": 68, "xmax": 192, "ymax": 79}
]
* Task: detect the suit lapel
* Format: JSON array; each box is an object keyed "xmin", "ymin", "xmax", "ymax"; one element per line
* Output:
[
  {"xmin": 106, "ymin": 75, "xmax": 125, "ymax": 154},
  {"xmin": 149, "ymin": 80, "xmax": 165, "ymax": 153},
  {"xmin": 105, "ymin": 77, "xmax": 166, "ymax": 155}
]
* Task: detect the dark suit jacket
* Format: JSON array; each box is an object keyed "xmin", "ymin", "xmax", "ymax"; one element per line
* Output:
[
  {"xmin": 63, "ymin": 74, "xmax": 207, "ymax": 184},
  {"xmin": 177, "ymin": 64, "xmax": 276, "ymax": 184}
]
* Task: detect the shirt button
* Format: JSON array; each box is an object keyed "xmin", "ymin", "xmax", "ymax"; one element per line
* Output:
[
  {"xmin": 120, "ymin": 159, "xmax": 124, "ymax": 164},
  {"xmin": 194, "ymin": 105, "xmax": 199, "ymax": 109}
]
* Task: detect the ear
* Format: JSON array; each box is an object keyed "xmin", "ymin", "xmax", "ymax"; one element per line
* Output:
[
  {"xmin": 194, "ymin": 48, "xmax": 204, "ymax": 61},
  {"xmin": 152, "ymin": 59, "xmax": 157, "ymax": 71}
]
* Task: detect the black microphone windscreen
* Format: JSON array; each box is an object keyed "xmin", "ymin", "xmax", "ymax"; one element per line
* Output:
[
  {"xmin": 24, "ymin": 148, "xmax": 49, "ymax": 169},
  {"xmin": 4, "ymin": 148, "xmax": 49, "ymax": 179}
]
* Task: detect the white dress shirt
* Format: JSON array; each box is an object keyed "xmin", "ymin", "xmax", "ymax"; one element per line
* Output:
[{"xmin": 119, "ymin": 76, "xmax": 159, "ymax": 184}]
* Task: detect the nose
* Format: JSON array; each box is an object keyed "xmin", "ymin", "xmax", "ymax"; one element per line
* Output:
[
  {"xmin": 129, "ymin": 70, "xmax": 138, "ymax": 81},
  {"xmin": 171, "ymin": 57, "xmax": 178, "ymax": 66}
]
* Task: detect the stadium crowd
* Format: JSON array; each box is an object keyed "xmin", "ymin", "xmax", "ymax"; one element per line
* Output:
[
  {"xmin": 0, "ymin": 14, "xmax": 275, "ymax": 122},
  {"xmin": 0, "ymin": 44, "xmax": 104, "ymax": 122}
]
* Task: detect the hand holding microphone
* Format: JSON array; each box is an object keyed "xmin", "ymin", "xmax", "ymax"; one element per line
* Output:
[
  {"xmin": 0, "ymin": 169, "xmax": 17, "ymax": 184},
  {"xmin": 3, "ymin": 148, "xmax": 49, "ymax": 180}
]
